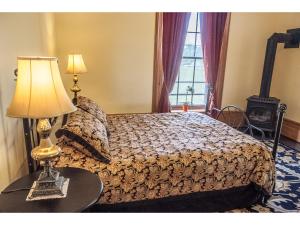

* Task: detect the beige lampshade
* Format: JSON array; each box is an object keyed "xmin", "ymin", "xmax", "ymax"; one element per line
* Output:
[
  {"xmin": 7, "ymin": 56, "xmax": 77, "ymax": 119},
  {"xmin": 66, "ymin": 54, "xmax": 87, "ymax": 74}
]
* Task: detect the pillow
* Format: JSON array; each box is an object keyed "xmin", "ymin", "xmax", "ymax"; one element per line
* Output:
[
  {"xmin": 56, "ymin": 108, "xmax": 111, "ymax": 164},
  {"xmin": 57, "ymin": 135, "xmax": 101, "ymax": 161},
  {"xmin": 76, "ymin": 96, "xmax": 109, "ymax": 132}
]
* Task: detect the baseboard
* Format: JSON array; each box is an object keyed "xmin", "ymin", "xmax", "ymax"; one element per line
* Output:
[{"xmin": 282, "ymin": 118, "xmax": 300, "ymax": 143}]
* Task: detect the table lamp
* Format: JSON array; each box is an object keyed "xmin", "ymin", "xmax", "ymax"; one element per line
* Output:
[
  {"xmin": 66, "ymin": 54, "xmax": 87, "ymax": 104},
  {"xmin": 7, "ymin": 56, "xmax": 76, "ymax": 199}
]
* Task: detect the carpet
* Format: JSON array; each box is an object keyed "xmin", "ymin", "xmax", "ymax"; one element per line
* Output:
[{"xmin": 232, "ymin": 143, "xmax": 300, "ymax": 212}]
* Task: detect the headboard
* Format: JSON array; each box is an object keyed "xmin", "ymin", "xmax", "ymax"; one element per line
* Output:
[{"xmin": 22, "ymin": 118, "xmax": 39, "ymax": 173}]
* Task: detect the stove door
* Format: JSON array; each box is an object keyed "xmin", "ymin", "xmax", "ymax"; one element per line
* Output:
[{"xmin": 246, "ymin": 101, "xmax": 278, "ymax": 132}]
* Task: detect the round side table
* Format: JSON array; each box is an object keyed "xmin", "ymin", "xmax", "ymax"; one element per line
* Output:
[{"xmin": 0, "ymin": 167, "xmax": 103, "ymax": 212}]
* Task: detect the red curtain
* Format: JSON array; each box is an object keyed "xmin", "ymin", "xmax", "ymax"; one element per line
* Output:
[
  {"xmin": 200, "ymin": 13, "xmax": 230, "ymax": 113},
  {"xmin": 157, "ymin": 13, "xmax": 191, "ymax": 113}
]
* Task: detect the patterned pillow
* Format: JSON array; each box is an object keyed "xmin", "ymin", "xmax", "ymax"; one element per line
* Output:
[
  {"xmin": 55, "ymin": 108, "xmax": 111, "ymax": 163},
  {"xmin": 76, "ymin": 96, "xmax": 109, "ymax": 133},
  {"xmin": 57, "ymin": 136, "xmax": 102, "ymax": 161}
]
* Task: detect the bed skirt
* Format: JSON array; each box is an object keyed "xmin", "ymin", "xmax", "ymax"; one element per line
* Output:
[{"xmin": 88, "ymin": 182, "xmax": 268, "ymax": 212}]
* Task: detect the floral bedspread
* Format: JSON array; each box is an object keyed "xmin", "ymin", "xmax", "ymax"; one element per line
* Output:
[{"xmin": 55, "ymin": 112, "xmax": 275, "ymax": 204}]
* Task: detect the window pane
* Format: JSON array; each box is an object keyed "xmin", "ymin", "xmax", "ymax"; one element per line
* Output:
[
  {"xmin": 178, "ymin": 95, "xmax": 192, "ymax": 105},
  {"xmin": 171, "ymin": 82, "xmax": 178, "ymax": 95},
  {"xmin": 194, "ymin": 83, "xmax": 206, "ymax": 94},
  {"xmin": 169, "ymin": 12, "xmax": 206, "ymax": 108},
  {"xmin": 188, "ymin": 13, "xmax": 198, "ymax": 32},
  {"xmin": 193, "ymin": 95, "xmax": 205, "ymax": 105},
  {"xmin": 183, "ymin": 33, "xmax": 196, "ymax": 57},
  {"xmin": 179, "ymin": 59, "xmax": 194, "ymax": 82},
  {"xmin": 186, "ymin": 95, "xmax": 192, "ymax": 104},
  {"xmin": 178, "ymin": 82, "xmax": 193, "ymax": 94},
  {"xmin": 194, "ymin": 59, "xmax": 205, "ymax": 82},
  {"xmin": 195, "ymin": 34, "xmax": 202, "ymax": 57},
  {"xmin": 169, "ymin": 95, "xmax": 177, "ymax": 106}
]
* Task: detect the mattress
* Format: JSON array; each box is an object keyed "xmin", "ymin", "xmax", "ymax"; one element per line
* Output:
[{"xmin": 55, "ymin": 112, "xmax": 275, "ymax": 204}]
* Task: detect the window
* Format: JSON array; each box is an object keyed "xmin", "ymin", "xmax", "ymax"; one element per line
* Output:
[{"xmin": 169, "ymin": 13, "xmax": 206, "ymax": 109}]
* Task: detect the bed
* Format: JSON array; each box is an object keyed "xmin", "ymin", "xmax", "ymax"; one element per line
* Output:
[
  {"xmin": 23, "ymin": 96, "xmax": 279, "ymax": 212},
  {"xmin": 23, "ymin": 97, "xmax": 282, "ymax": 212}
]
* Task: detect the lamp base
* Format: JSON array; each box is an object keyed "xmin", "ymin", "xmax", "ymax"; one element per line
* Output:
[
  {"xmin": 71, "ymin": 74, "xmax": 81, "ymax": 104},
  {"xmin": 27, "ymin": 177, "xmax": 69, "ymax": 201},
  {"xmin": 27, "ymin": 118, "xmax": 69, "ymax": 200},
  {"xmin": 29, "ymin": 168, "xmax": 66, "ymax": 198}
]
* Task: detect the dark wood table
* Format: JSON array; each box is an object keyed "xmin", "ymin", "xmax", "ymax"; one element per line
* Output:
[{"xmin": 0, "ymin": 167, "xmax": 103, "ymax": 212}]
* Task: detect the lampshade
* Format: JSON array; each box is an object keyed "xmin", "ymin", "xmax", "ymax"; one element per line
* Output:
[
  {"xmin": 66, "ymin": 54, "xmax": 87, "ymax": 74},
  {"xmin": 7, "ymin": 56, "xmax": 77, "ymax": 119}
]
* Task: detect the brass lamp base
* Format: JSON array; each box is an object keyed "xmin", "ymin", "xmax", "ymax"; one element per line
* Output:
[
  {"xmin": 31, "ymin": 144, "xmax": 60, "ymax": 161},
  {"xmin": 28, "ymin": 119, "xmax": 69, "ymax": 199},
  {"xmin": 71, "ymin": 74, "xmax": 81, "ymax": 105}
]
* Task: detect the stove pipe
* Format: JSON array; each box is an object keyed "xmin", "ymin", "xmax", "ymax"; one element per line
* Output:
[
  {"xmin": 259, "ymin": 28, "xmax": 300, "ymax": 98},
  {"xmin": 259, "ymin": 32, "xmax": 295, "ymax": 98}
]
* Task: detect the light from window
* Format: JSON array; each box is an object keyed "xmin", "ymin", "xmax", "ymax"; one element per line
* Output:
[{"xmin": 169, "ymin": 13, "xmax": 206, "ymax": 108}]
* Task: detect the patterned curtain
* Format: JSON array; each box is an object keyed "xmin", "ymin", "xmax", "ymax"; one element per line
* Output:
[
  {"xmin": 154, "ymin": 12, "xmax": 191, "ymax": 113},
  {"xmin": 200, "ymin": 13, "xmax": 231, "ymax": 114}
]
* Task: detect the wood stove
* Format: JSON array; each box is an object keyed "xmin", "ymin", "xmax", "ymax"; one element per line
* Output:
[
  {"xmin": 246, "ymin": 96, "xmax": 279, "ymax": 132},
  {"xmin": 246, "ymin": 28, "xmax": 300, "ymax": 132}
]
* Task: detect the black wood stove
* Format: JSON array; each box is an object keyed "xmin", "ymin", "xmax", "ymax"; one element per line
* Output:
[
  {"xmin": 246, "ymin": 96, "xmax": 279, "ymax": 132},
  {"xmin": 246, "ymin": 28, "xmax": 300, "ymax": 132}
]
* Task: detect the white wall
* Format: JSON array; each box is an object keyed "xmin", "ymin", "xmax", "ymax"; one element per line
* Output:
[
  {"xmin": 222, "ymin": 13, "xmax": 278, "ymax": 109},
  {"xmin": 270, "ymin": 13, "xmax": 300, "ymax": 123},
  {"xmin": 55, "ymin": 13, "xmax": 156, "ymax": 114},
  {"xmin": 0, "ymin": 13, "xmax": 51, "ymax": 190},
  {"xmin": 222, "ymin": 13, "xmax": 300, "ymax": 123}
]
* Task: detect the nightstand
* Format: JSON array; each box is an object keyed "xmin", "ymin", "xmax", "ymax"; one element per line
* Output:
[{"xmin": 0, "ymin": 167, "xmax": 103, "ymax": 212}]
